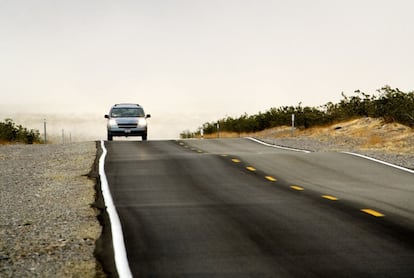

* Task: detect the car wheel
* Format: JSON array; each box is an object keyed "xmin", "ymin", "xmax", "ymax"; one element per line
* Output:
[
  {"xmin": 142, "ymin": 134, "xmax": 147, "ymax": 141},
  {"xmin": 107, "ymin": 133, "xmax": 113, "ymax": 141}
]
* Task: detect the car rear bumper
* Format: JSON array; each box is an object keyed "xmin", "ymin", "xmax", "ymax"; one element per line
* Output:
[{"xmin": 108, "ymin": 127, "xmax": 147, "ymax": 137}]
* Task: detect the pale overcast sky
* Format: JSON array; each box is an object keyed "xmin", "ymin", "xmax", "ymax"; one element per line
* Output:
[{"xmin": 1, "ymin": 0, "xmax": 413, "ymax": 139}]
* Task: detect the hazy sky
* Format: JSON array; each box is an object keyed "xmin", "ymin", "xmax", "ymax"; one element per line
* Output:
[{"xmin": 1, "ymin": 0, "xmax": 413, "ymax": 139}]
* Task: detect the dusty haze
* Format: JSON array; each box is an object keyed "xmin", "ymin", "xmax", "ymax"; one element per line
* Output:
[
  {"xmin": 0, "ymin": 111, "xmax": 210, "ymax": 142},
  {"xmin": 2, "ymin": 1, "xmax": 414, "ymax": 138}
]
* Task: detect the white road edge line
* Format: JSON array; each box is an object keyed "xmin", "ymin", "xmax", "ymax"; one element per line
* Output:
[
  {"xmin": 246, "ymin": 137, "xmax": 413, "ymax": 174},
  {"xmin": 246, "ymin": 137, "xmax": 311, "ymax": 153},
  {"xmin": 99, "ymin": 140, "xmax": 133, "ymax": 278},
  {"xmin": 343, "ymin": 151, "xmax": 414, "ymax": 174}
]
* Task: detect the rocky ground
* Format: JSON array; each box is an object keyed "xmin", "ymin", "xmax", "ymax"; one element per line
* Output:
[{"xmin": 0, "ymin": 142, "xmax": 104, "ymax": 277}]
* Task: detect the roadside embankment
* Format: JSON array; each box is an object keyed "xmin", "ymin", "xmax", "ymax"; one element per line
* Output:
[
  {"xmin": 256, "ymin": 136, "xmax": 414, "ymax": 171},
  {"xmin": 253, "ymin": 118, "xmax": 414, "ymax": 170},
  {"xmin": 0, "ymin": 142, "xmax": 104, "ymax": 277}
]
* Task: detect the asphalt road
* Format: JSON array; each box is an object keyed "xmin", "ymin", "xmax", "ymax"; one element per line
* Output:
[{"xmin": 103, "ymin": 139, "xmax": 414, "ymax": 277}]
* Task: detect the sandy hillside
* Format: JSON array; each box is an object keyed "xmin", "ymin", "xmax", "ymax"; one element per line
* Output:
[{"xmin": 254, "ymin": 118, "xmax": 414, "ymax": 153}]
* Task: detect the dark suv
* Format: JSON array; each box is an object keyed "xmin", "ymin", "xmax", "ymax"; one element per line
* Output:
[{"xmin": 105, "ymin": 103, "xmax": 151, "ymax": 141}]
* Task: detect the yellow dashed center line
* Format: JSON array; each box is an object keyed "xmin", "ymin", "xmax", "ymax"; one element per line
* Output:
[
  {"xmin": 197, "ymin": 150, "xmax": 203, "ymax": 153},
  {"xmin": 322, "ymin": 195, "xmax": 339, "ymax": 201},
  {"xmin": 361, "ymin": 209, "xmax": 385, "ymax": 217},
  {"xmin": 265, "ymin": 176, "xmax": 277, "ymax": 182},
  {"xmin": 221, "ymin": 156, "xmax": 385, "ymax": 220}
]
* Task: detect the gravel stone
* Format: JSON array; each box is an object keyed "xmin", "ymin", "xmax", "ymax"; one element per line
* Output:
[
  {"xmin": 257, "ymin": 136, "xmax": 414, "ymax": 170},
  {"xmin": 0, "ymin": 142, "xmax": 104, "ymax": 277}
]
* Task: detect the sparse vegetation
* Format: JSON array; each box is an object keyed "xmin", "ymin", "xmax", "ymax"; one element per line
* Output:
[
  {"xmin": 0, "ymin": 119, "xmax": 42, "ymax": 144},
  {"xmin": 180, "ymin": 130, "xmax": 195, "ymax": 139},
  {"xmin": 182, "ymin": 86, "xmax": 414, "ymax": 138}
]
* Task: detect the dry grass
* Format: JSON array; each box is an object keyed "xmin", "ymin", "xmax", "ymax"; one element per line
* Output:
[
  {"xmin": 366, "ymin": 135, "xmax": 384, "ymax": 146},
  {"xmin": 0, "ymin": 140, "xmax": 12, "ymax": 145}
]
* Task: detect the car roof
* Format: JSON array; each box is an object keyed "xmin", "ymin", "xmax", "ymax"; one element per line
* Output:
[{"xmin": 112, "ymin": 103, "xmax": 142, "ymax": 108}]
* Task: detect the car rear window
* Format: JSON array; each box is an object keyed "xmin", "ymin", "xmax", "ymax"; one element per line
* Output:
[{"xmin": 111, "ymin": 108, "xmax": 145, "ymax": 118}]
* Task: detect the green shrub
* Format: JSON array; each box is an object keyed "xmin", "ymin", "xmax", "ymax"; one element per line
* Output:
[
  {"xmin": 0, "ymin": 119, "xmax": 41, "ymax": 144},
  {"xmin": 186, "ymin": 86, "xmax": 413, "ymax": 136}
]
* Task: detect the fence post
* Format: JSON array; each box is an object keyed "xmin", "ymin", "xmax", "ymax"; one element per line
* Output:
[{"xmin": 43, "ymin": 119, "xmax": 47, "ymax": 144}]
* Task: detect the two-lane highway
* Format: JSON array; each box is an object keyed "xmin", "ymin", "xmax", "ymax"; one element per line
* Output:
[{"xmin": 103, "ymin": 139, "xmax": 414, "ymax": 277}]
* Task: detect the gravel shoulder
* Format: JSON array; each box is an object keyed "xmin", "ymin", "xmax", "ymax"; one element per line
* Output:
[
  {"xmin": 256, "ymin": 136, "xmax": 414, "ymax": 170},
  {"xmin": 250, "ymin": 118, "xmax": 414, "ymax": 171},
  {"xmin": 0, "ymin": 142, "xmax": 104, "ymax": 277}
]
